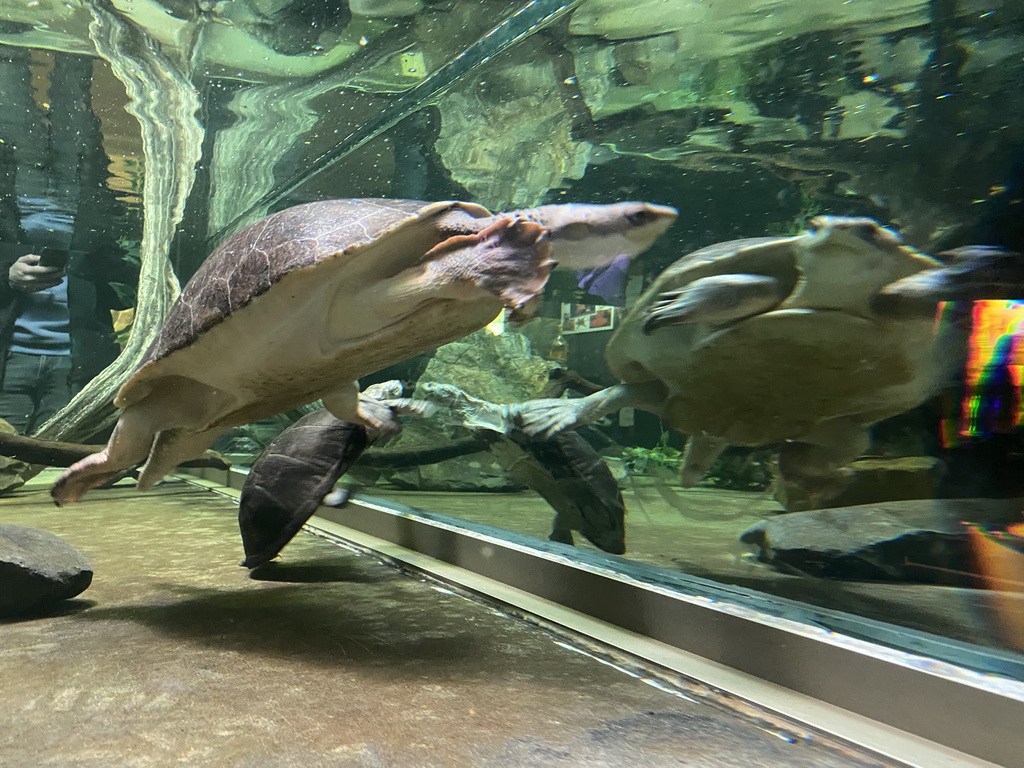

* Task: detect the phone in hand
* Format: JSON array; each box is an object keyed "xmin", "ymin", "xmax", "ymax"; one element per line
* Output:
[{"xmin": 37, "ymin": 247, "xmax": 69, "ymax": 270}]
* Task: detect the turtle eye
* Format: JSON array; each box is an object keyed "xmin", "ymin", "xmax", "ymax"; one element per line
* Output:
[
  {"xmin": 850, "ymin": 221, "xmax": 878, "ymax": 240},
  {"xmin": 625, "ymin": 209, "xmax": 654, "ymax": 226}
]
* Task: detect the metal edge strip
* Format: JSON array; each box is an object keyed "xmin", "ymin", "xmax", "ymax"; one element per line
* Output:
[{"xmin": 182, "ymin": 469, "xmax": 1022, "ymax": 768}]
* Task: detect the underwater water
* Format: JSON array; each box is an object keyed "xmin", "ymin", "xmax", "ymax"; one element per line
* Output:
[{"xmin": 0, "ymin": 0, "xmax": 1023, "ymax": 681}]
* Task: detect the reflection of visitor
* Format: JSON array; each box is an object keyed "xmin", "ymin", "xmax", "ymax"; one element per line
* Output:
[
  {"xmin": 0, "ymin": 209, "xmax": 133, "ymax": 434},
  {"xmin": 953, "ymin": 302, "xmax": 1024, "ymax": 440},
  {"xmin": 0, "ymin": 49, "xmax": 136, "ymax": 434},
  {"xmin": 1, "ymin": 206, "xmax": 75, "ymax": 434}
]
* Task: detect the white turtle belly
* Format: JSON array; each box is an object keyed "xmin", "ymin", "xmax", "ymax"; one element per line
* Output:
[{"xmin": 127, "ymin": 265, "xmax": 503, "ymax": 431}]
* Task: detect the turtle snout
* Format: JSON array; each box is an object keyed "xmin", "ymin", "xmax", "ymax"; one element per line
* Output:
[
  {"xmin": 807, "ymin": 216, "xmax": 902, "ymax": 250},
  {"xmin": 626, "ymin": 203, "xmax": 678, "ymax": 239},
  {"xmin": 624, "ymin": 203, "xmax": 678, "ymax": 228}
]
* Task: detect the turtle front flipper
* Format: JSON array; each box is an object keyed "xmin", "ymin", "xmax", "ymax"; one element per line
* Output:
[
  {"xmin": 362, "ymin": 379, "xmax": 437, "ymax": 428},
  {"xmin": 515, "ymin": 382, "xmax": 665, "ymax": 438},
  {"xmin": 642, "ymin": 274, "xmax": 786, "ymax": 333},
  {"xmin": 515, "ymin": 391, "xmax": 618, "ymax": 438},
  {"xmin": 420, "ymin": 217, "xmax": 555, "ymax": 316},
  {"xmin": 331, "ymin": 217, "xmax": 555, "ymax": 337},
  {"xmin": 872, "ymin": 246, "xmax": 1024, "ymax": 318},
  {"xmin": 322, "ymin": 381, "xmax": 434, "ymax": 439},
  {"xmin": 322, "ymin": 382, "xmax": 397, "ymax": 436}
]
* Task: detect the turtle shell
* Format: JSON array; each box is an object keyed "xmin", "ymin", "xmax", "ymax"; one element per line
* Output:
[
  {"xmin": 238, "ymin": 408, "xmax": 369, "ymax": 569},
  {"xmin": 660, "ymin": 309, "xmax": 935, "ymax": 445},
  {"xmin": 116, "ymin": 198, "xmax": 493, "ymax": 421},
  {"xmin": 604, "ymin": 221, "xmax": 943, "ymax": 445}
]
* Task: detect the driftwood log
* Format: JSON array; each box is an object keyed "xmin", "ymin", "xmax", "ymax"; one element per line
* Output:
[
  {"xmin": 359, "ymin": 433, "xmax": 501, "ymax": 468},
  {"xmin": 32, "ymin": 1, "xmax": 200, "ymax": 445},
  {"xmin": 0, "ymin": 431, "xmax": 229, "ymax": 470},
  {"xmin": 0, "ymin": 429, "xmax": 492, "ymax": 472}
]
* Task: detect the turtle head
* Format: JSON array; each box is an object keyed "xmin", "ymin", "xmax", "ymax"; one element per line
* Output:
[
  {"xmin": 515, "ymin": 201, "xmax": 677, "ymax": 271},
  {"xmin": 805, "ymin": 216, "xmax": 904, "ymax": 254},
  {"xmin": 789, "ymin": 216, "xmax": 932, "ymax": 311}
]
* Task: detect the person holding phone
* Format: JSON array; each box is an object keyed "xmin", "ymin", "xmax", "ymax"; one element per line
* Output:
[
  {"xmin": 0, "ymin": 203, "xmax": 77, "ymax": 434},
  {"xmin": 0, "ymin": 229, "xmax": 138, "ymax": 437}
]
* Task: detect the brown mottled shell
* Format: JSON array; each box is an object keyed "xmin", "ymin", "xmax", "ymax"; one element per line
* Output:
[{"xmin": 119, "ymin": 198, "xmax": 491, "ymax": 405}]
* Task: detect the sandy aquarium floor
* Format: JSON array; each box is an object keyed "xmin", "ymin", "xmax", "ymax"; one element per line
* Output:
[
  {"xmin": 0, "ymin": 472, "xmax": 897, "ymax": 768},
  {"xmin": 370, "ymin": 485, "xmax": 1023, "ymax": 651}
]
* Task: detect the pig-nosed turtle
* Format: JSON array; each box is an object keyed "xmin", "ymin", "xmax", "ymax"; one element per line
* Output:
[
  {"xmin": 238, "ymin": 380, "xmax": 416, "ymax": 569},
  {"xmin": 518, "ymin": 217, "xmax": 1024, "ymax": 506},
  {"xmin": 52, "ymin": 198, "xmax": 676, "ymax": 505}
]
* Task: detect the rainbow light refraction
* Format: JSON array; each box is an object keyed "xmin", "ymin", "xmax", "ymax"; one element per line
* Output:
[{"xmin": 944, "ymin": 300, "xmax": 1024, "ymax": 444}]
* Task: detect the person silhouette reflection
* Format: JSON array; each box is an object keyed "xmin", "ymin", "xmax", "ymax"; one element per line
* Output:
[
  {"xmin": 1, "ymin": 202, "xmax": 79, "ymax": 433},
  {"xmin": 0, "ymin": 49, "xmax": 137, "ymax": 436}
]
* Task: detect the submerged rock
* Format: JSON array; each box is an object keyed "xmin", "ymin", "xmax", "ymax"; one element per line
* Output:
[
  {"xmin": 741, "ymin": 498, "xmax": 1024, "ymax": 585},
  {"xmin": 0, "ymin": 525, "xmax": 92, "ymax": 617},
  {"xmin": 774, "ymin": 455, "xmax": 946, "ymax": 512},
  {"xmin": 417, "ymin": 329, "xmax": 557, "ymax": 406}
]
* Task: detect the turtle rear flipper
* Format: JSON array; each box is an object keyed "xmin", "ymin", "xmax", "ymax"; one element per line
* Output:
[{"xmin": 51, "ymin": 398, "xmax": 164, "ymax": 505}]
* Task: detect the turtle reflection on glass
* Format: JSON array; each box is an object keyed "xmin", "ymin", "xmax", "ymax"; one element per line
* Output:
[
  {"xmin": 416, "ymin": 382, "xmax": 627, "ymax": 554},
  {"xmin": 52, "ymin": 198, "xmax": 677, "ymax": 505},
  {"xmin": 238, "ymin": 382, "xmax": 627, "ymax": 569},
  {"xmin": 518, "ymin": 217, "xmax": 1024, "ymax": 506}
]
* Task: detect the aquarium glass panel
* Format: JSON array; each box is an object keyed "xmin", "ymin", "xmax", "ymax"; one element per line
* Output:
[{"xmin": 2, "ymin": 0, "xmax": 1023, "ymax": 678}]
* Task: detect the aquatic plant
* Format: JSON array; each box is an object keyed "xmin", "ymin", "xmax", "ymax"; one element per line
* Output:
[
  {"xmin": 765, "ymin": 183, "xmax": 824, "ymax": 237},
  {"xmin": 621, "ymin": 431, "xmax": 770, "ymax": 491},
  {"xmin": 701, "ymin": 450, "xmax": 773, "ymax": 492},
  {"xmin": 621, "ymin": 432, "xmax": 682, "ymax": 475}
]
